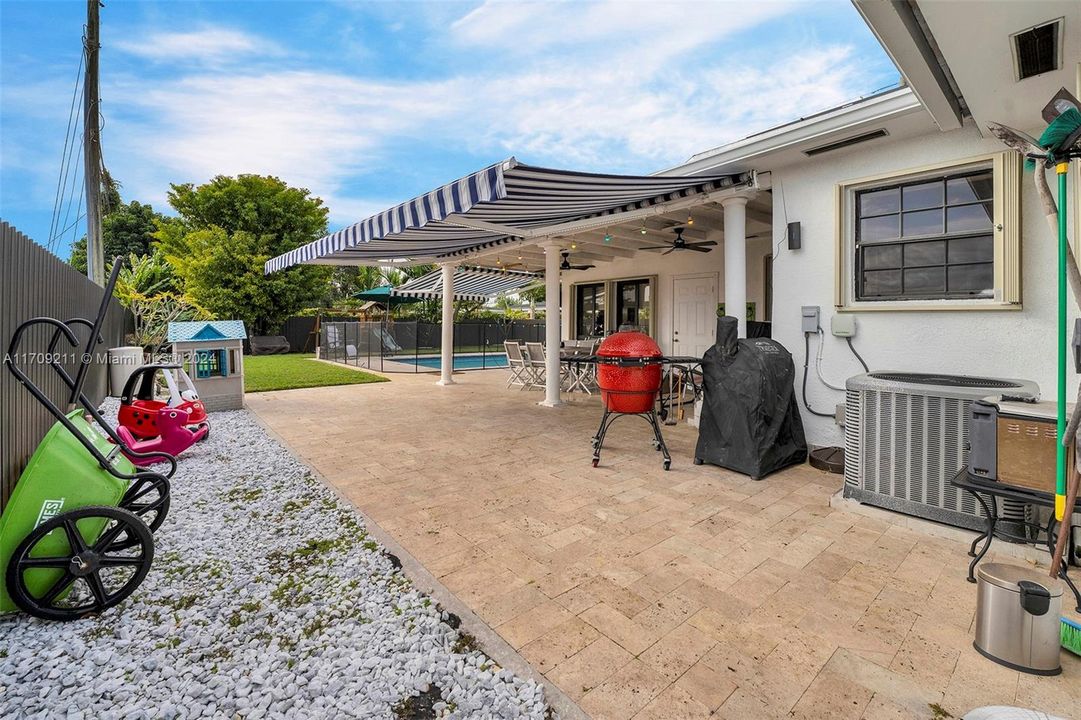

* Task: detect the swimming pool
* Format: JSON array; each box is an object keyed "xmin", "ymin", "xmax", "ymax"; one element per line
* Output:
[{"xmin": 398, "ymin": 353, "xmax": 508, "ymax": 370}]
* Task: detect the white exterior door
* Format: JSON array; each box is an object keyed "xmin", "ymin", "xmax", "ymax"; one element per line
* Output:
[{"xmin": 672, "ymin": 274, "xmax": 717, "ymax": 357}]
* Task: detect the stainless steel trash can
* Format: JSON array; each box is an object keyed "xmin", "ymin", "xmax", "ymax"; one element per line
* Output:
[{"xmin": 974, "ymin": 563, "xmax": 1062, "ymax": 675}]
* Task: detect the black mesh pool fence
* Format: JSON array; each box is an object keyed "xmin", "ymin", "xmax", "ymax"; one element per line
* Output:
[{"xmin": 320, "ymin": 320, "xmax": 546, "ymax": 373}]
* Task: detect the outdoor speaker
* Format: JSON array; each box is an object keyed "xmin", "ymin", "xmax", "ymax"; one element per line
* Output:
[{"xmin": 787, "ymin": 221, "xmax": 801, "ymax": 250}]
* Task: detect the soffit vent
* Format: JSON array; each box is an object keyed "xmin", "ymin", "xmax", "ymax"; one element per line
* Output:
[
  {"xmin": 803, "ymin": 129, "xmax": 889, "ymax": 157},
  {"xmin": 1011, "ymin": 18, "xmax": 1062, "ymax": 81}
]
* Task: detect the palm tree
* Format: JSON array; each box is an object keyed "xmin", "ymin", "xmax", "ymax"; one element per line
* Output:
[{"xmin": 518, "ymin": 285, "xmax": 545, "ymax": 319}]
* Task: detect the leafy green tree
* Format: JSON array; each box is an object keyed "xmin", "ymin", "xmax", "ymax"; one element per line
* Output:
[
  {"xmin": 518, "ymin": 284, "xmax": 545, "ymax": 319},
  {"xmin": 156, "ymin": 175, "xmax": 331, "ymax": 334},
  {"xmin": 114, "ymin": 249, "xmax": 181, "ymax": 299},
  {"xmin": 326, "ymin": 265, "xmax": 392, "ymax": 304},
  {"xmin": 69, "ymin": 200, "xmax": 165, "ymax": 272}
]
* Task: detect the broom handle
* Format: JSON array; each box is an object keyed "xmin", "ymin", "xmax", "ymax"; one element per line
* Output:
[
  {"xmin": 1058, "ymin": 163, "xmax": 1070, "ymax": 522},
  {"xmin": 1051, "ymin": 459, "xmax": 1079, "ymax": 579}
]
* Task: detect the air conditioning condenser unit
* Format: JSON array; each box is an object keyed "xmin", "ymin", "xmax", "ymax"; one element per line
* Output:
[{"xmin": 844, "ymin": 372, "xmax": 1040, "ymax": 530}]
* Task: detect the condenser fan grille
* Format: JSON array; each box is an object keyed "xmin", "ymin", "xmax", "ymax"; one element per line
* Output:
[{"xmin": 868, "ymin": 372, "xmax": 1021, "ymax": 389}]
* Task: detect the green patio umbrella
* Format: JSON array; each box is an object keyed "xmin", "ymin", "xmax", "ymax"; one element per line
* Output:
[{"xmin": 352, "ymin": 284, "xmax": 423, "ymax": 308}]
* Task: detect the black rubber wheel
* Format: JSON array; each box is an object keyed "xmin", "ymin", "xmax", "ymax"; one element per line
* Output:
[
  {"xmin": 116, "ymin": 475, "xmax": 170, "ymax": 548},
  {"xmin": 6, "ymin": 506, "xmax": 154, "ymax": 621},
  {"xmin": 663, "ymin": 460, "xmax": 671, "ymax": 471}
]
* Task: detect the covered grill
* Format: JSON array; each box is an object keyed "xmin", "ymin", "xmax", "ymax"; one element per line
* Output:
[{"xmin": 591, "ymin": 331, "xmax": 671, "ymax": 470}]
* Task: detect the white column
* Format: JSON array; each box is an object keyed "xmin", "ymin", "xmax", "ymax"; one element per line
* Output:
[
  {"xmin": 437, "ymin": 262, "xmax": 455, "ymax": 386},
  {"xmin": 540, "ymin": 240, "xmax": 562, "ymax": 407},
  {"xmin": 722, "ymin": 196, "xmax": 749, "ymax": 338}
]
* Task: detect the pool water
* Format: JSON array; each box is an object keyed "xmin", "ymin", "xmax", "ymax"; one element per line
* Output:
[{"xmin": 400, "ymin": 353, "xmax": 508, "ymax": 370}]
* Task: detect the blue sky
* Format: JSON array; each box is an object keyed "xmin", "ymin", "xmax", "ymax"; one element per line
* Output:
[{"xmin": 1, "ymin": 0, "xmax": 898, "ymax": 258}]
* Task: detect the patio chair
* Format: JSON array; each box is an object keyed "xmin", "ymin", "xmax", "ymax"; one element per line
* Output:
[
  {"xmin": 524, "ymin": 342, "xmax": 547, "ymax": 389},
  {"xmin": 504, "ymin": 341, "xmax": 533, "ymax": 389},
  {"xmin": 560, "ymin": 340, "xmax": 596, "ymax": 394},
  {"xmin": 580, "ymin": 339, "xmax": 600, "ymax": 391}
]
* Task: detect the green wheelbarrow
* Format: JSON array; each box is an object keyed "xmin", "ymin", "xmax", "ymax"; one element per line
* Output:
[{"xmin": 1, "ymin": 259, "xmax": 175, "ymax": 621}]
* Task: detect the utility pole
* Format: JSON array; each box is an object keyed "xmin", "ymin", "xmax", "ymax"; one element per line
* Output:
[{"xmin": 84, "ymin": 0, "xmax": 105, "ymax": 285}]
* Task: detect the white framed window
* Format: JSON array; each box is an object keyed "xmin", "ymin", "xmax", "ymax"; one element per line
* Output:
[{"xmin": 834, "ymin": 152, "xmax": 1021, "ymax": 311}]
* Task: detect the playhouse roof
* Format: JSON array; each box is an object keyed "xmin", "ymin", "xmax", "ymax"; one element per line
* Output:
[{"xmin": 167, "ymin": 320, "xmax": 247, "ymax": 343}]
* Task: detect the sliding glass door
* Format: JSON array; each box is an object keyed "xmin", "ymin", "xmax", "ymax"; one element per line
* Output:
[
  {"xmin": 575, "ymin": 283, "xmax": 606, "ymax": 339},
  {"xmin": 615, "ymin": 279, "xmax": 650, "ymax": 332}
]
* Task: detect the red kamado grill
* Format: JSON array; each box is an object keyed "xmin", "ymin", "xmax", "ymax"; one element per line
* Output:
[{"xmin": 591, "ymin": 330, "xmax": 672, "ymax": 470}]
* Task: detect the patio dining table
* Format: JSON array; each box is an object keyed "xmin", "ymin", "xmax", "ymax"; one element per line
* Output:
[{"xmin": 557, "ymin": 353, "xmax": 703, "ymax": 408}]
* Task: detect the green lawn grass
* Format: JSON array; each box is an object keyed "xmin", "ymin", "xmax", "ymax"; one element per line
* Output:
[{"xmin": 244, "ymin": 353, "xmax": 388, "ymax": 393}]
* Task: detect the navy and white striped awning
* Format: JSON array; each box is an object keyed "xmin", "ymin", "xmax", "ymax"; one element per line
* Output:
[
  {"xmin": 265, "ymin": 158, "xmax": 748, "ymax": 273},
  {"xmin": 393, "ymin": 266, "xmax": 541, "ymax": 302}
]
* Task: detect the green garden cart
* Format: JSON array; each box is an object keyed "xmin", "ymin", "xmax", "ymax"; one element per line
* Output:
[{"xmin": 0, "ymin": 260, "xmax": 176, "ymax": 620}]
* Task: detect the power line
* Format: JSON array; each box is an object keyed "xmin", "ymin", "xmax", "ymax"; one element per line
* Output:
[
  {"xmin": 47, "ymin": 50, "xmax": 85, "ymax": 252},
  {"xmin": 51, "ymin": 209, "xmax": 87, "ymax": 246},
  {"xmin": 70, "ymin": 178, "xmax": 85, "ymax": 251},
  {"xmin": 55, "ymin": 133, "xmax": 85, "ymax": 250}
]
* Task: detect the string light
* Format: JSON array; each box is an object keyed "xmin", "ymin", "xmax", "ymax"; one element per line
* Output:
[
  {"xmin": 687, "ymin": 216, "xmax": 694, "ymax": 225},
  {"xmin": 640, "ymin": 226, "xmax": 648, "ymax": 235},
  {"xmin": 603, "ymin": 231, "xmax": 612, "ymax": 243}
]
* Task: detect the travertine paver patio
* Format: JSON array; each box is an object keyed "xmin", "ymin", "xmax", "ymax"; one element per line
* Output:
[{"xmin": 246, "ymin": 368, "xmax": 1081, "ymax": 720}]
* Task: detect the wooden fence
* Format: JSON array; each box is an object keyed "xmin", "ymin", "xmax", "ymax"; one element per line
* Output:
[{"xmin": 1, "ymin": 221, "xmax": 131, "ymax": 510}]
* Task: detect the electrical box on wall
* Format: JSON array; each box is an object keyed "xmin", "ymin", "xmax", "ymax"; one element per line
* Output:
[
  {"xmin": 831, "ymin": 314, "xmax": 856, "ymax": 338},
  {"xmin": 801, "ymin": 306, "xmax": 820, "ymax": 333}
]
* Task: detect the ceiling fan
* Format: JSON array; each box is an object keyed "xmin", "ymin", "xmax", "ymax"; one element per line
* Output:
[
  {"xmin": 494, "ymin": 257, "xmax": 527, "ymax": 273},
  {"xmin": 560, "ymin": 251, "xmax": 594, "ymax": 270},
  {"xmin": 641, "ymin": 226, "xmax": 716, "ymax": 254}
]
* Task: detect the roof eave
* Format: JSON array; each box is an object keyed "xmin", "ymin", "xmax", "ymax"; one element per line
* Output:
[
  {"xmin": 659, "ymin": 86, "xmax": 924, "ymax": 177},
  {"xmin": 852, "ymin": 0, "xmax": 964, "ymax": 132}
]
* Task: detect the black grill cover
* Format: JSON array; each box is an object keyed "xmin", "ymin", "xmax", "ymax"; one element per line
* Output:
[{"xmin": 695, "ymin": 317, "xmax": 807, "ymax": 479}]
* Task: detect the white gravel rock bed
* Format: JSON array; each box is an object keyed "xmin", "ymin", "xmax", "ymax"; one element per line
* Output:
[{"xmin": 0, "ymin": 401, "xmax": 552, "ymax": 720}]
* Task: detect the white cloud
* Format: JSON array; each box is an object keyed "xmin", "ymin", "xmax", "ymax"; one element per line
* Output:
[
  {"xmin": 450, "ymin": 0, "xmax": 794, "ymax": 66},
  {"xmin": 105, "ymin": 70, "xmax": 466, "ymax": 208},
  {"xmin": 78, "ymin": 7, "xmax": 885, "ymax": 228},
  {"xmin": 114, "ymin": 27, "xmax": 282, "ymax": 64}
]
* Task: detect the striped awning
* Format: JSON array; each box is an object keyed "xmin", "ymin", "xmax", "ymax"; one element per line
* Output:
[
  {"xmin": 393, "ymin": 266, "xmax": 541, "ymax": 302},
  {"xmin": 265, "ymin": 157, "xmax": 748, "ymax": 273}
]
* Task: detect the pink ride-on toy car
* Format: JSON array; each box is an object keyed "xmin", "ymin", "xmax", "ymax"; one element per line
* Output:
[{"xmin": 116, "ymin": 406, "xmax": 208, "ymax": 467}]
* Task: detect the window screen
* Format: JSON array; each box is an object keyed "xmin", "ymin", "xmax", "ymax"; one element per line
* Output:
[{"xmin": 855, "ymin": 170, "xmax": 994, "ymax": 301}]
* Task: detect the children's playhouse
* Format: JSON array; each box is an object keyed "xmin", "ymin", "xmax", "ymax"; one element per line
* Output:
[{"xmin": 167, "ymin": 320, "xmax": 247, "ymax": 411}]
